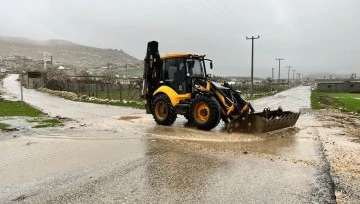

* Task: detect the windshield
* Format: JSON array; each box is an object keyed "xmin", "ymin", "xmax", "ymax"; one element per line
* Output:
[{"xmin": 186, "ymin": 59, "xmax": 205, "ymax": 77}]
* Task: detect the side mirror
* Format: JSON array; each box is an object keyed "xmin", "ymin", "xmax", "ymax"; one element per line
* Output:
[{"xmin": 210, "ymin": 62, "xmax": 213, "ymax": 69}]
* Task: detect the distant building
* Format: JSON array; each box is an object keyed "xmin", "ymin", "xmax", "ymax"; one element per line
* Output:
[{"xmin": 316, "ymin": 81, "xmax": 360, "ymax": 93}]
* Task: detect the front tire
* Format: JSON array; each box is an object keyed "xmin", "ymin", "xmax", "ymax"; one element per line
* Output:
[
  {"xmin": 190, "ymin": 94, "xmax": 221, "ymax": 130},
  {"xmin": 152, "ymin": 94, "xmax": 177, "ymax": 126}
]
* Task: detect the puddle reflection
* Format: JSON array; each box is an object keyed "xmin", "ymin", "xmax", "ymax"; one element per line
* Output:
[{"xmin": 144, "ymin": 138, "xmax": 229, "ymax": 197}]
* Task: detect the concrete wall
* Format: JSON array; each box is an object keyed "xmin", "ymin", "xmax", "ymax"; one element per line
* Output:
[
  {"xmin": 27, "ymin": 78, "xmax": 44, "ymax": 89},
  {"xmin": 317, "ymin": 81, "xmax": 360, "ymax": 93}
]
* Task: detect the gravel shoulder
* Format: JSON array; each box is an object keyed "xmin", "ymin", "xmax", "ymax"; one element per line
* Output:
[{"xmin": 313, "ymin": 109, "xmax": 360, "ymax": 203}]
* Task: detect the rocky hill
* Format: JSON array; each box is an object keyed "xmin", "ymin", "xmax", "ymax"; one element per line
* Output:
[{"xmin": 0, "ymin": 36, "xmax": 142, "ymax": 68}]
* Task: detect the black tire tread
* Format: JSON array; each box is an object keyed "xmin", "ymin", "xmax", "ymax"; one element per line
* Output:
[
  {"xmin": 152, "ymin": 94, "xmax": 177, "ymax": 126},
  {"xmin": 190, "ymin": 94, "xmax": 221, "ymax": 131}
]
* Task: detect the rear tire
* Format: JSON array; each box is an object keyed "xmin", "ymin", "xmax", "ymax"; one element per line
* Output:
[
  {"xmin": 152, "ymin": 94, "xmax": 177, "ymax": 126},
  {"xmin": 190, "ymin": 94, "xmax": 221, "ymax": 130}
]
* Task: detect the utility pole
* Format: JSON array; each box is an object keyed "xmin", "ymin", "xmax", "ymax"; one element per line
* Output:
[
  {"xmin": 272, "ymin": 68, "xmax": 274, "ymax": 81},
  {"xmin": 246, "ymin": 35, "xmax": 260, "ymax": 97},
  {"xmin": 286, "ymin": 66, "xmax": 292, "ymax": 86},
  {"xmin": 297, "ymin": 73, "xmax": 301, "ymax": 84},
  {"xmin": 43, "ymin": 52, "xmax": 46, "ymax": 70},
  {"xmin": 276, "ymin": 58, "xmax": 284, "ymax": 83},
  {"xmin": 292, "ymin": 70, "xmax": 296, "ymax": 86},
  {"xmin": 20, "ymin": 74, "xmax": 23, "ymax": 101}
]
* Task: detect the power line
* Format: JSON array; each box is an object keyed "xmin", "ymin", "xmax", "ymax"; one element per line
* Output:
[
  {"xmin": 205, "ymin": 0, "xmax": 232, "ymax": 21},
  {"xmin": 201, "ymin": 0, "xmax": 255, "ymax": 36},
  {"xmin": 213, "ymin": 0, "xmax": 269, "ymax": 52},
  {"xmin": 205, "ymin": 0, "xmax": 241, "ymax": 27},
  {"xmin": 214, "ymin": 0, "xmax": 255, "ymax": 33},
  {"xmin": 191, "ymin": 0, "xmax": 253, "ymax": 55},
  {"xmin": 193, "ymin": 0, "xmax": 229, "ymax": 24},
  {"xmin": 191, "ymin": 0, "xmax": 240, "ymax": 55}
]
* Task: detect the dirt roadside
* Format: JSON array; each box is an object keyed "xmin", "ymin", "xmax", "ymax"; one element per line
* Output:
[{"xmin": 313, "ymin": 109, "xmax": 360, "ymax": 203}]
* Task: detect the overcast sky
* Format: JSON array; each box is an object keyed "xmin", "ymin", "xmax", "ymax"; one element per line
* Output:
[{"xmin": 0, "ymin": 0, "xmax": 359, "ymax": 78}]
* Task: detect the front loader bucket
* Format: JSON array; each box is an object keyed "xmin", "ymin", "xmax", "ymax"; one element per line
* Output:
[{"xmin": 248, "ymin": 110, "xmax": 300, "ymax": 133}]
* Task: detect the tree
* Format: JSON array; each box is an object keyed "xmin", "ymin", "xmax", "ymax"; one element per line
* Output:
[
  {"xmin": 43, "ymin": 69, "xmax": 68, "ymax": 91},
  {"xmin": 266, "ymin": 77, "xmax": 273, "ymax": 83}
]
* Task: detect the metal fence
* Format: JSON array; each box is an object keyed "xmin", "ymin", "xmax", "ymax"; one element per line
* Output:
[
  {"xmin": 28, "ymin": 74, "xmax": 290, "ymax": 101},
  {"xmin": 26, "ymin": 75, "xmax": 145, "ymax": 102},
  {"xmin": 231, "ymin": 84, "xmax": 290, "ymax": 95},
  {"xmin": 63, "ymin": 78, "xmax": 143, "ymax": 102}
]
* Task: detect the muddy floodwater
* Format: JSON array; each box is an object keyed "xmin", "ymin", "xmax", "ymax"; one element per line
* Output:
[{"xmin": 1, "ymin": 74, "xmax": 359, "ymax": 203}]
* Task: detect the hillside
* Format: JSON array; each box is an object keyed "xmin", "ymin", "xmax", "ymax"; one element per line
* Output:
[{"xmin": 0, "ymin": 36, "xmax": 142, "ymax": 68}]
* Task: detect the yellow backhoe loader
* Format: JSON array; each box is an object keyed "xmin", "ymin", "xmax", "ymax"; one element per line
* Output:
[{"xmin": 141, "ymin": 41, "xmax": 300, "ymax": 133}]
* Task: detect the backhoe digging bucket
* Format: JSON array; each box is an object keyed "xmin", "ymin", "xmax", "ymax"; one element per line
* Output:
[{"xmin": 248, "ymin": 110, "xmax": 300, "ymax": 133}]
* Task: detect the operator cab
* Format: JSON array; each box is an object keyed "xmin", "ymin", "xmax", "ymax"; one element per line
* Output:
[{"xmin": 160, "ymin": 53, "xmax": 210, "ymax": 94}]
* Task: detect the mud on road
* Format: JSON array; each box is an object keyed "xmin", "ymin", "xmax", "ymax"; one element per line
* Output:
[
  {"xmin": 312, "ymin": 109, "xmax": 360, "ymax": 203},
  {"xmin": 0, "ymin": 74, "xmax": 359, "ymax": 203}
]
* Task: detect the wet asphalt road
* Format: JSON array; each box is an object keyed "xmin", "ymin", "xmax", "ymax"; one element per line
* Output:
[{"xmin": 0, "ymin": 75, "xmax": 337, "ymax": 203}]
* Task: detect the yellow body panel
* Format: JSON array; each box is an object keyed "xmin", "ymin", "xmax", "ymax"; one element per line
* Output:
[
  {"xmin": 161, "ymin": 53, "xmax": 202, "ymax": 60},
  {"xmin": 241, "ymin": 103, "xmax": 249, "ymax": 113},
  {"xmin": 215, "ymin": 90, "xmax": 235, "ymax": 115},
  {"xmin": 206, "ymin": 81, "xmax": 211, "ymax": 91},
  {"xmin": 153, "ymin": 86, "xmax": 191, "ymax": 106}
]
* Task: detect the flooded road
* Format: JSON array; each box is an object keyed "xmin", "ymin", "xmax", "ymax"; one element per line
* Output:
[
  {"xmin": 2, "ymin": 74, "xmax": 143, "ymax": 119},
  {"xmin": 1, "ymin": 74, "xmax": 359, "ymax": 203}
]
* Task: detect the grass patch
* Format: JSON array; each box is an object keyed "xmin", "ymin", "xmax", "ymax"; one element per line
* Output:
[
  {"xmin": 0, "ymin": 122, "xmax": 10, "ymax": 130},
  {"xmin": 311, "ymin": 90, "xmax": 323, "ymax": 110},
  {"xmin": 0, "ymin": 73, "xmax": 6, "ymax": 80},
  {"xmin": 32, "ymin": 118, "xmax": 63, "ymax": 128},
  {"xmin": 311, "ymin": 90, "xmax": 360, "ymax": 113},
  {"xmin": 326, "ymin": 92, "xmax": 360, "ymax": 113},
  {"xmin": 0, "ymin": 101, "xmax": 43, "ymax": 117},
  {"xmin": 41, "ymin": 118, "xmax": 62, "ymax": 123},
  {"xmin": 33, "ymin": 124, "xmax": 58, "ymax": 128}
]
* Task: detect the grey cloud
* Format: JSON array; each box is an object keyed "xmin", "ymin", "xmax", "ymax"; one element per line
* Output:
[{"xmin": 0, "ymin": 0, "xmax": 359, "ymax": 78}]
